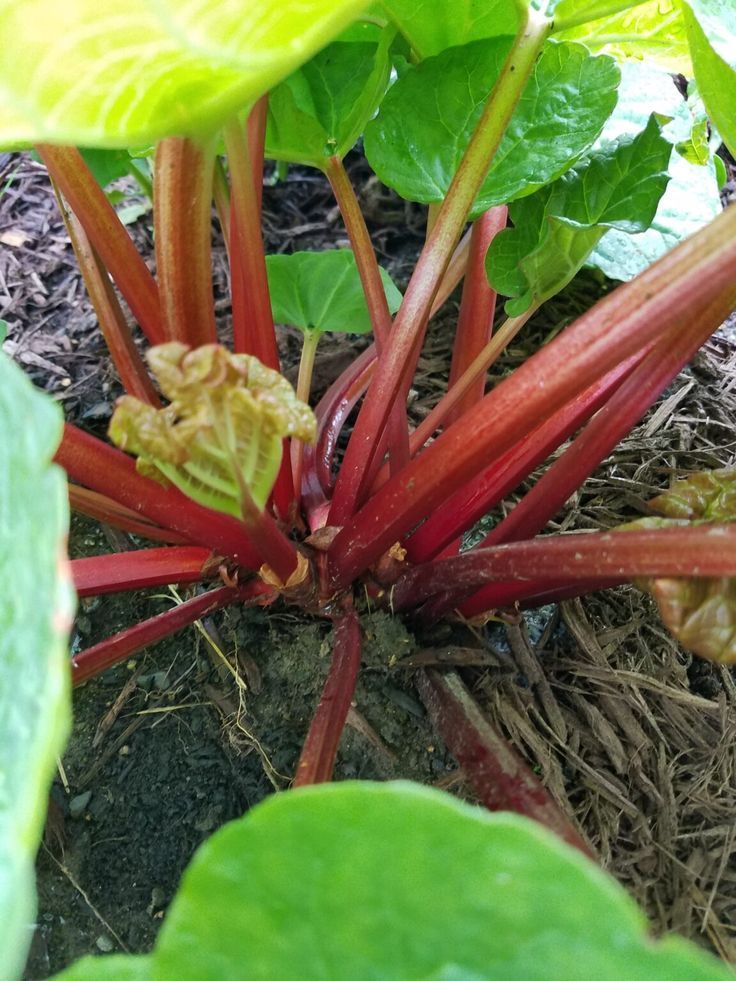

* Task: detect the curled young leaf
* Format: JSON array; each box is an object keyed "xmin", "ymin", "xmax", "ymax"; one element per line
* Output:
[
  {"xmin": 110, "ymin": 344, "xmax": 315, "ymax": 516},
  {"xmin": 619, "ymin": 471, "xmax": 736, "ymax": 663},
  {"xmin": 648, "ymin": 467, "xmax": 736, "ymax": 522}
]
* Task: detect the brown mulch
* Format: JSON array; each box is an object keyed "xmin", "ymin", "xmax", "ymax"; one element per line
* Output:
[{"xmin": 3, "ymin": 149, "xmax": 736, "ymax": 960}]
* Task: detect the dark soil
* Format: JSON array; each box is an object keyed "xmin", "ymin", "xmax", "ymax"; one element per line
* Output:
[{"xmin": 3, "ymin": 148, "xmax": 736, "ymax": 975}]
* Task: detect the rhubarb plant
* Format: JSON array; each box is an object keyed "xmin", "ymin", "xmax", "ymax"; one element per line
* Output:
[{"xmin": 2, "ymin": 0, "xmax": 736, "ymax": 975}]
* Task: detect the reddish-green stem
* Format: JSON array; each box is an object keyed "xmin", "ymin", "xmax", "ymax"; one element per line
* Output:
[
  {"xmin": 447, "ymin": 206, "xmax": 507, "ymax": 422},
  {"xmin": 154, "ymin": 137, "xmax": 217, "ymax": 346},
  {"xmin": 292, "ymin": 330, "xmax": 321, "ymax": 499},
  {"xmin": 324, "ymin": 154, "xmax": 410, "ymax": 472},
  {"xmin": 57, "ymin": 423, "xmax": 261, "ymax": 568},
  {"xmin": 248, "ymin": 95, "xmax": 269, "ymax": 217},
  {"xmin": 213, "ymin": 156, "xmax": 232, "ymax": 256},
  {"xmin": 327, "ymin": 204, "xmax": 736, "ymax": 591},
  {"xmin": 72, "ymin": 582, "xmax": 273, "ymax": 685},
  {"xmin": 38, "ymin": 145, "xmax": 163, "ymax": 345},
  {"xmin": 225, "ymin": 116, "xmax": 280, "ymax": 368},
  {"xmin": 404, "ymin": 353, "xmax": 642, "ymax": 564},
  {"xmin": 72, "ymin": 546, "xmax": 214, "ymax": 597},
  {"xmin": 293, "ymin": 606, "xmax": 361, "ymax": 786},
  {"xmin": 417, "ymin": 670, "xmax": 593, "ymax": 856},
  {"xmin": 68, "ymin": 485, "xmax": 189, "ymax": 545},
  {"xmin": 55, "ymin": 188, "xmax": 160, "ymax": 406},
  {"xmin": 392, "ymin": 525, "xmax": 736, "ymax": 610},
  {"xmin": 328, "ymin": 11, "xmax": 552, "ymax": 524}
]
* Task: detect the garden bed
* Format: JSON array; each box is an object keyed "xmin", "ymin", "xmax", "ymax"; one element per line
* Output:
[{"xmin": 2, "ymin": 151, "xmax": 735, "ymax": 976}]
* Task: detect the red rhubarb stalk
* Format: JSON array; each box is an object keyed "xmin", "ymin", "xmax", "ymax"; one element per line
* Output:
[
  {"xmin": 293, "ymin": 606, "xmax": 362, "ymax": 786},
  {"xmin": 417, "ymin": 670, "xmax": 593, "ymax": 856},
  {"xmin": 72, "ymin": 546, "xmax": 214, "ymax": 597},
  {"xmin": 55, "ymin": 191, "xmax": 160, "ymax": 406},
  {"xmin": 392, "ymin": 524, "xmax": 736, "ymax": 610},
  {"xmin": 327, "ymin": 204, "xmax": 736, "ymax": 591},
  {"xmin": 38, "ymin": 145, "xmax": 163, "ymax": 345},
  {"xmin": 446, "ymin": 206, "xmax": 507, "ymax": 421},
  {"xmin": 404, "ymin": 352, "xmax": 643, "ymax": 563},
  {"xmin": 68, "ymin": 485, "xmax": 189, "ymax": 546},
  {"xmin": 154, "ymin": 137, "xmax": 218, "ymax": 347},
  {"xmin": 57, "ymin": 424, "xmax": 261, "ymax": 568},
  {"xmin": 328, "ymin": 11, "xmax": 552, "ymax": 524},
  {"xmin": 72, "ymin": 581, "xmax": 274, "ymax": 685}
]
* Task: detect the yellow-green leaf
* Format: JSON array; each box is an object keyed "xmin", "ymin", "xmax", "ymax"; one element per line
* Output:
[{"xmin": 0, "ymin": 0, "xmax": 368, "ymax": 148}]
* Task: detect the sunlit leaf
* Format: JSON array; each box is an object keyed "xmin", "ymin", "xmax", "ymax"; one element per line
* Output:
[
  {"xmin": 0, "ymin": 351, "xmax": 72, "ymax": 979},
  {"xmin": 266, "ymin": 250, "xmax": 402, "ymax": 336},
  {"xmin": 110, "ymin": 344, "xmax": 315, "ymax": 515},
  {"xmin": 0, "ymin": 0, "xmax": 369, "ymax": 147},
  {"xmin": 364, "ymin": 38, "xmax": 619, "ymax": 219},
  {"xmin": 554, "ymin": 0, "xmax": 692, "ymax": 74},
  {"xmin": 54, "ymin": 782, "xmax": 731, "ymax": 980},
  {"xmin": 682, "ymin": 2, "xmax": 736, "ymax": 156}
]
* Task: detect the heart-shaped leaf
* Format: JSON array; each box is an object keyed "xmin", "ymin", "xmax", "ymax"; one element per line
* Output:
[
  {"xmin": 55, "ymin": 782, "xmax": 730, "ymax": 980},
  {"xmin": 265, "ymin": 35, "xmax": 392, "ymax": 167},
  {"xmin": 0, "ymin": 351, "xmax": 72, "ymax": 980},
  {"xmin": 364, "ymin": 38, "xmax": 620, "ymax": 219},
  {"xmin": 0, "ymin": 0, "xmax": 367, "ymax": 147},
  {"xmin": 266, "ymin": 250, "xmax": 402, "ymax": 336}
]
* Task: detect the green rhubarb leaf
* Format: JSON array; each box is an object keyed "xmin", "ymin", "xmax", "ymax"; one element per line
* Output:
[
  {"xmin": 0, "ymin": 0, "xmax": 368, "ymax": 148},
  {"xmin": 488, "ymin": 116, "xmax": 672, "ymax": 314},
  {"xmin": 649, "ymin": 468, "xmax": 736, "ymax": 522},
  {"xmin": 363, "ymin": 38, "xmax": 620, "ymax": 219},
  {"xmin": 0, "ymin": 350, "xmax": 72, "ymax": 980},
  {"xmin": 585, "ymin": 61, "xmax": 722, "ymax": 282},
  {"xmin": 78, "ymin": 148, "xmax": 133, "ymax": 189},
  {"xmin": 266, "ymin": 250, "xmax": 402, "ymax": 336},
  {"xmin": 553, "ymin": 0, "xmax": 692, "ymax": 74},
  {"xmin": 110, "ymin": 344, "xmax": 315, "ymax": 516},
  {"xmin": 54, "ymin": 957, "xmax": 152, "ymax": 981},
  {"xmin": 378, "ymin": 0, "xmax": 520, "ymax": 59},
  {"xmin": 682, "ymin": 2, "xmax": 736, "ymax": 157},
  {"xmin": 53, "ymin": 782, "xmax": 731, "ymax": 979},
  {"xmin": 265, "ymin": 33, "xmax": 393, "ymax": 168}
]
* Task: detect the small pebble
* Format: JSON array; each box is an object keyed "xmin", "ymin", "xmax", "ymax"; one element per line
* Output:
[
  {"xmin": 95, "ymin": 934, "xmax": 114, "ymax": 953},
  {"xmin": 69, "ymin": 791, "xmax": 92, "ymax": 819}
]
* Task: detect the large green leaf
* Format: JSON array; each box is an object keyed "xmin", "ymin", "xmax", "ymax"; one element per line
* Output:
[
  {"xmin": 554, "ymin": 0, "xmax": 692, "ymax": 74},
  {"xmin": 682, "ymin": 2, "xmax": 736, "ymax": 156},
  {"xmin": 488, "ymin": 116, "xmax": 672, "ymax": 314},
  {"xmin": 379, "ymin": 0, "xmax": 520, "ymax": 58},
  {"xmin": 363, "ymin": 38, "xmax": 619, "ymax": 219},
  {"xmin": 265, "ymin": 35, "xmax": 392, "ymax": 168},
  {"xmin": 0, "ymin": 352, "xmax": 72, "ymax": 980},
  {"xmin": 586, "ymin": 60, "xmax": 722, "ymax": 281},
  {"xmin": 266, "ymin": 250, "xmax": 402, "ymax": 336},
  {"xmin": 57, "ymin": 782, "xmax": 729, "ymax": 979},
  {"xmin": 0, "ymin": 0, "xmax": 369, "ymax": 148}
]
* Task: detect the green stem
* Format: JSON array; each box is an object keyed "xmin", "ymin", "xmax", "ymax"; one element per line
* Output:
[
  {"xmin": 552, "ymin": 0, "xmax": 649, "ymax": 33},
  {"xmin": 213, "ymin": 157, "xmax": 231, "ymax": 257},
  {"xmin": 126, "ymin": 158, "xmax": 153, "ymax": 200},
  {"xmin": 328, "ymin": 8, "xmax": 552, "ymax": 525},
  {"xmin": 292, "ymin": 330, "xmax": 321, "ymax": 497}
]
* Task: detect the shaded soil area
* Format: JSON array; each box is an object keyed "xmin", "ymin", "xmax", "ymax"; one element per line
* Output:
[{"xmin": 2, "ymin": 149, "xmax": 735, "ymax": 975}]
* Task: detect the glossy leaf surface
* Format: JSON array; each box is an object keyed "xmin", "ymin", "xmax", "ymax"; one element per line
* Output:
[
  {"xmin": 56, "ymin": 783, "xmax": 729, "ymax": 980},
  {"xmin": 379, "ymin": 0, "xmax": 519, "ymax": 58},
  {"xmin": 266, "ymin": 250, "xmax": 402, "ymax": 336},
  {"xmin": 265, "ymin": 37, "xmax": 392, "ymax": 167},
  {"xmin": 0, "ymin": 0, "xmax": 367, "ymax": 147},
  {"xmin": 0, "ymin": 351, "xmax": 72, "ymax": 979},
  {"xmin": 488, "ymin": 117, "xmax": 672, "ymax": 314},
  {"xmin": 110, "ymin": 344, "xmax": 315, "ymax": 515},
  {"xmin": 364, "ymin": 38, "xmax": 619, "ymax": 219}
]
